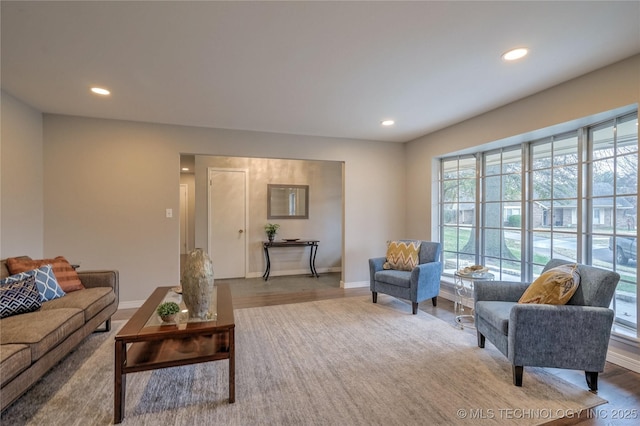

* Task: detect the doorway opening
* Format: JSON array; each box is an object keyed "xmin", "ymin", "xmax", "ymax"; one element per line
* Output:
[{"xmin": 179, "ymin": 154, "xmax": 343, "ymax": 292}]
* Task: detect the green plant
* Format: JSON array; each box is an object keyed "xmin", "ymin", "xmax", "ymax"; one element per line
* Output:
[
  {"xmin": 264, "ymin": 223, "xmax": 280, "ymax": 236},
  {"xmin": 507, "ymin": 215, "xmax": 521, "ymax": 227},
  {"xmin": 156, "ymin": 301, "xmax": 180, "ymax": 317}
]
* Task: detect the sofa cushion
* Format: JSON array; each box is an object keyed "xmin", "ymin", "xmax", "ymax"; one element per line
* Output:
[
  {"xmin": 518, "ymin": 263, "xmax": 580, "ymax": 305},
  {"xmin": 0, "ymin": 344, "xmax": 31, "ymax": 387},
  {"xmin": 475, "ymin": 301, "xmax": 515, "ymax": 335},
  {"xmin": 6, "ymin": 256, "xmax": 84, "ymax": 293},
  {"xmin": 1, "ymin": 265, "xmax": 66, "ymax": 302},
  {"xmin": 383, "ymin": 241, "xmax": 421, "ymax": 271},
  {"xmin": 375, "ymin": 269, "xmax": 412, "ymax": 288},
  {"xmin": 0, "ymin": 308, "xmax": 84, "ymax": 361},
  {"xmin": 0, "ymin": 276, "xmax": 42, "ymax": 319},
  {"xmin": 40, "ymin": 287, "xmax": 115, "ymax": 323}
]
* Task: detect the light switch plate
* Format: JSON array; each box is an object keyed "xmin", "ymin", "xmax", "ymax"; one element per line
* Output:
[{"xmin": 166, "ymin": 208, "xmax": 173, "ymax": 218}]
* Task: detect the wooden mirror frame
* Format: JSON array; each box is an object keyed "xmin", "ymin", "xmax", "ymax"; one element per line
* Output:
[{"xmin": 267, "ymin": 184, "xmax": 309, "ymax": 219}]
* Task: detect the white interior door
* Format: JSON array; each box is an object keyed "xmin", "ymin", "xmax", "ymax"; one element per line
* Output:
[{"xmin": 208, "ymin": 168, "xmax": 247, "ymax": 278}]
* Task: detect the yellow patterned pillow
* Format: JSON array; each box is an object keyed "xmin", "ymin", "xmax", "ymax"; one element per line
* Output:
[
  {"xmin": 383, "ymin": 241, "xmax": 421, "ymax": 271},
  {"xmin": 518, "ymin": 263, "xmax": 580, "ymax": 305}
]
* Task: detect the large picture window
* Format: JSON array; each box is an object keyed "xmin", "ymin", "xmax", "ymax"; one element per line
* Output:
[{"xmin": 438, "ymin": 110, "xmax": 638, "ymax": 336}]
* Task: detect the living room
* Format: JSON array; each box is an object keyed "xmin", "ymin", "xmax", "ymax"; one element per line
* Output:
[{"xmin": 1, "ymin": 1, "xmax": 639, "ymax": 423}]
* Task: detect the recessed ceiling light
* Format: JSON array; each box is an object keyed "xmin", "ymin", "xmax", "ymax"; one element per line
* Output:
[
  {"xmin": 90, "ymin": 87, "xmax": 110, "ymax": 95},
  {"xmin": 381, "ymin": 120, "xmax": 395, "ymax": 126},
  {"xmin": 502, "ymin": 48, "xmax": 528, "ymax": 61}
]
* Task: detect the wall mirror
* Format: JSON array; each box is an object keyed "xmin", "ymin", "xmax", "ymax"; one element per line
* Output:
[{"xmin": 268, "ymin": 184, "xmax": 309, "ymax": 219}]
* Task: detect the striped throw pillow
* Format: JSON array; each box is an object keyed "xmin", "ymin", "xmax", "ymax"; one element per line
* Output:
[{"xmin": 7, "ymin": 256, "xmax": 84, "ymax": 293}]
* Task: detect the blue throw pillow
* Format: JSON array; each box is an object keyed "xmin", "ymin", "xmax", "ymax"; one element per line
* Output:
[
  {"xmin": 0, "ymin": 275, "xmax": 42, "ymax": 318},
  {"xmin": 0, "ymin": 265, "xmax": 66, "ymax": 302}
]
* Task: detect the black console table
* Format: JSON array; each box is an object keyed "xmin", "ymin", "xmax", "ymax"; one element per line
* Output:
[{"xmin": 262, "ymin": 240, "xmax": 319, "ymax": 281}]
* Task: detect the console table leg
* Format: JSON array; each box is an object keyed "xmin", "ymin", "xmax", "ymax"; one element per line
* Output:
[
  {"xmin": 114, "ymin": 340, "xmax": 126, "ymax": 424},
  {"xmin": 262, "ymin": 246, "xmax": 271, "ymax": 281},
  {"xmin": 310, "ymin": 244, "xmax": 319, "ymax": 277}
]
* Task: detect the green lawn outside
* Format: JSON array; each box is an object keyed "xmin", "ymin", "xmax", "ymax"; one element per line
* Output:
[{"xmin": 442, "ymin": 226, "xmax": 637, "ymax": 293}]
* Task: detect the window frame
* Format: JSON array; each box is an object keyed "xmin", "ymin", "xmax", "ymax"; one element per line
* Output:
[{"xmin": 438, "ymin": 110, "xmax": 638, "ymax": 337}]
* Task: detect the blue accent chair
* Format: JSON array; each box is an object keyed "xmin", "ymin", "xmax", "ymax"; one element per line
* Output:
[
  {"xmin": 369, "ymin": 241, "xmax": 442, "ymax": 314},
  {"xmin": 474, "ymin": 259, "xmax": 620, "ymax": 391}
]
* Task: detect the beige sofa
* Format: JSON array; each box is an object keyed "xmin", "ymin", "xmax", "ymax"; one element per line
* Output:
[{"xmin": 0, "ymin": 257, "xmax": 119, "ymax": 411}]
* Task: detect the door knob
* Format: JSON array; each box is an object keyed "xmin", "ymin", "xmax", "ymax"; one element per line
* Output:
[{"xmin": 238, "ymin": 229, "xmax": 244, "ymax": 233}]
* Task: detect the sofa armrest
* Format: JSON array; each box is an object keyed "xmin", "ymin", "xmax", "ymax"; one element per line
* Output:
[
  {"xmin": 508, "ymin": 304, "xmax": 614, "ymax": 370},
  {"xmin": 474, "ymin": 280, "xmax": 529, "ymax": 303},
  {"xmin": 78, "ymin": 270, "xmax": 119, "ymax": 301}
]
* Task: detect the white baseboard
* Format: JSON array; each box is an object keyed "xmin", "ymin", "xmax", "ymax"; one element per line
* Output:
[
  {"xmin": 341, "ymin": 280, "xmax": 368, "ymax": 289},
  {"xmin": 117, "ymin": 300, "xmax": 144, "ymax": 310},
  {"xmin": 607, "ymin": 349, "xmax": 640, "ymax": 373}
]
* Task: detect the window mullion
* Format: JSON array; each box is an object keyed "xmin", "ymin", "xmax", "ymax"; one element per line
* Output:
[
  {"xmin": 523, "ymin": 144, "xmax": 532, "ymax": 281},
  {"xmin": 476, "ymin": 154, "xmax": 482, "ymax": 266}
]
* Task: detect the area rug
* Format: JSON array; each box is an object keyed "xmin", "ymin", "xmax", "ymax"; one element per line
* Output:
[{"xmin": 1, "ymin": 296, "xmax": 605, "ymax": 425}]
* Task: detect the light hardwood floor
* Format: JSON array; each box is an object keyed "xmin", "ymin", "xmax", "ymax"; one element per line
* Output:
[{"xmin": 113, "ymin": 274, "xmax": 640, "ymax": 425}]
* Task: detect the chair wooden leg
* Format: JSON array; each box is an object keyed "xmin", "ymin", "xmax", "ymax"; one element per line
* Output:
[
  {"xmin": 513, "ymin": 366, "xmax": 523, "ymax": 387},
  {"xmin": 412, "ymin": 302, "xmax": 418, "ymax": 314},
  {"xmin": 372, "ymin": 292, "xmax": 377, "ymax": 303},
  {"xmin": 431, "ymin": 296, "xmax": 437, "ymax": 307},
  {"xmin": 477, "ymin": 331, "xmax": 485, "ymax": 348},
  {"xmin": 585, "ymin": 371, "xmax": 598, "ymax": 391}
]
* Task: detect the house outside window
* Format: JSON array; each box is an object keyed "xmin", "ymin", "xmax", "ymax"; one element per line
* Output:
[
  {"xmin": 593, "ymin": 208, "xmax": 603, "ymax": 225},
  {"xmin": 438, "ymin": 110, "xmax": 638, "ymax": 336}
]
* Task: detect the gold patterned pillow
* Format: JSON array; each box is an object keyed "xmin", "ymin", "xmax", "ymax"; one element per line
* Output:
[
  {"xmin": 518, "ymin": 263, "xmax": 580, "ymax": 305},
  {"xmin": 383, "ymin": 241, "xmax": 421, "ymax": 271}
]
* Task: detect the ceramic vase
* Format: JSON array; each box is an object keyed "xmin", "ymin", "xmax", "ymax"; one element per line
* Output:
[{"xmin": 181, "ymin": 248, "xmax": 214, "ymax": 320}]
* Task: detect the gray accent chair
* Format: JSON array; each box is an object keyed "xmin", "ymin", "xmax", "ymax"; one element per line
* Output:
[
  {"xmin": 474, "ymin": 259, "xmax": 620, "ymax": 391},
  {"xmin": 369, "ymin": 241, "xmax": 442, "ymax": 314}
]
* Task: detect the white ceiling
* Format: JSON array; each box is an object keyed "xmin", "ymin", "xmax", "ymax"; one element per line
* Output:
[{"xmin": 2, "ymin": 1, "xmax": 639, "ymax": 143}]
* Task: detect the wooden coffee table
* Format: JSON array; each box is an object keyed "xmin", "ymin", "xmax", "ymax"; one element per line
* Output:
[{"xmin": 114, "ymin": 283, "xmax": 235, "ymax": 424}]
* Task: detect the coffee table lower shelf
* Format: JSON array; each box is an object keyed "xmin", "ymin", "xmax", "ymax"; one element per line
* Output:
[{"xmin": 123, "ymin": 334, "xmax": 231, "ymax": 372}]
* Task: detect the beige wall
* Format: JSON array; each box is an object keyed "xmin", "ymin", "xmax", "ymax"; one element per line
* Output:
[
  {"xmin": 192, "ymin": 156, "xmax": 342, "ymax": 277},
  {"xmin": 1, "ymin": 91, "xmax": 44, "ymax": 259},
  {"xmin": 40, "ymin": 115, "xmax": 405, "ymax": 302}
]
